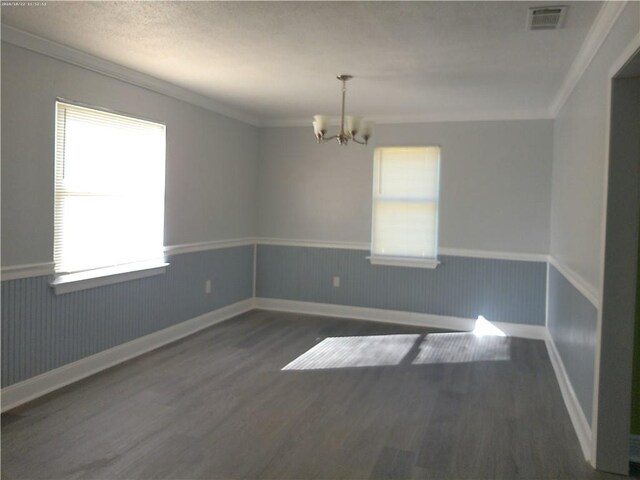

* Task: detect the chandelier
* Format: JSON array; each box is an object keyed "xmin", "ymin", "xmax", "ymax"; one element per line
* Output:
[{"xmin": 312, "ymin": 75, "xmax": 373, "ymax": 146}]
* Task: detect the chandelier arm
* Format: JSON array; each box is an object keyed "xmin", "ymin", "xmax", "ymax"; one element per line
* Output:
[
  {"xmin": 322, "ymin": 134, "xmax": 339, "ymax": 141},
  {"xmin": 350, "ymin": 137, "xmax": 367, "ymax": 145},
  {"xmin": 339, "ymin": 79, "xmax": 347, "ymax": 137}
]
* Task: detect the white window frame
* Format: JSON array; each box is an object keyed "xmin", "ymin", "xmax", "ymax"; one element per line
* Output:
[
  {"xmin": 369, "ymin": 146, "xmax": 441, "ymax": 269},
  {"xmin": 50, "ymin": 99, "xmax": 168, "ymax": 294}
]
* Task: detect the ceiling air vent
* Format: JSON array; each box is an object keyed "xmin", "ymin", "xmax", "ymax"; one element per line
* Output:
[{"xmin": 527, "ymin": 6, "xmax": 567, "ymax": 30}]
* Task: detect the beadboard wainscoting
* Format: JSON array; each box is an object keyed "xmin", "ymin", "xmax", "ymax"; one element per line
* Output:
[
  {"xmin": 1, "ymin": 245, "xmax": 254, "ymax": 390},
  {"xmin": 1, "ymin": 239, "xmax": 606, "ymax": 467},
  {"xmin": 256, "ymin": 244, "xmax": 547, "ymax": 326},
  {"xmin": 546, "ymin": 262, "xmax": 598, "ymax": 461}
]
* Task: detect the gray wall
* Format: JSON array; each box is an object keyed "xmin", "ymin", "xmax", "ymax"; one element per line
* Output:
[
  {"xmin": 547, "ymin": 2, "xmax": 639, "ymax": 473},
  {"xmin": 258, "ymin": 120, "xmax": 553, "ymax": 254},
  {"xmin": 1, "ymin": 42, "xmax": 260, "ymax": 267},
  {"xmin": 549, "ymin": 3, "xmax": 640, "ymax": 292},
  {"xmin": 1, "ymin": 42, "xmax": 259, "ymax": 387}
]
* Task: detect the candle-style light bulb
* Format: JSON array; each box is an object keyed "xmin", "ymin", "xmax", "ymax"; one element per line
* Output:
[
  {"xmin": 345, "ymin": 116, "xmax": 362, "ymax": 135},
  {"xmin": 313, "ymin": 115, "xmax": 329, "ymax": 133},
  {"xmin": 361, "ymin": 120, "xmax": 374, "ymax": 139}
]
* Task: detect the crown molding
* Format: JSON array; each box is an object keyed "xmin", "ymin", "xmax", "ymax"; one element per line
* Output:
[
  {"xmin": 1, "ymin": 25, "xmax": 263, "ymax": 127},
  {"xmin": 264, "ymin": 109, "xmax": 553, "ymax": 128},
  {"xmin": 609, "ymin": 30, "xmax": 640, "ymax": 78},
  {"xmin": 2, "ymin": 1, "xmax": 627, "ymax": 130},
  {"xmin": 1, "ymin": 25, "xmax": 550, "ymax": 128},
  {"xmin": 549, "ymin": 1, "xmax": 628, "ymax": 117}
]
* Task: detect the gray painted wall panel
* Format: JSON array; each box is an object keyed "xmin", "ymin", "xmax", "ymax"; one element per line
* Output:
[
  {"xmin": 549, "ymin": 3, "xmax": 639, "ymax": 290},
  {"xmin": 547, "ymin": 264, "xmax": 597, "ymax": 423},
  {"xmin": 258, "ymin": 120, "xmax": 553, "ymax": 254},
  {"xmin": 1, "ymin": 42, "xmax": 259, "ymax": 267},
  {"xmin": 256, "ymin": 245, "xmax": 546, "ymax": 326},
  {"xmin": 1, "ymin": 245, "xmax": 254, "ymax": 387}
]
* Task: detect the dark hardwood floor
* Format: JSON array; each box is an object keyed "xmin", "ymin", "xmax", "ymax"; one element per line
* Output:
[{"xmin": 1, "ymin": 310, "xmax": 620, "ymax": 479}]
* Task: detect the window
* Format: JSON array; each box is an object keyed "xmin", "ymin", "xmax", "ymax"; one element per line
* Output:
[
  {"xmin": 53, "ymin": 101, "xmax": 166, "ymax": 287},
  {"xmin": 370, "ymin": 146, "xmax": 440, "ymax": 268}
]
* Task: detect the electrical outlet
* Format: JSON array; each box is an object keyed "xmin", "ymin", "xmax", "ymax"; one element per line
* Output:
[
  {"xmin": 333, "ymin": 276, "xmax": 340, "ymax": 288},
  {"xmin": 205, "ymin": 279, "xmax": 211, "ymax": 294}
]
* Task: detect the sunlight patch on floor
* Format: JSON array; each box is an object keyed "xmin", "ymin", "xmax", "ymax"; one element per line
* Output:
[
  {"xmin": 473, "ymin": 315, "xmax": 506, "ymax": 337},
  {"xmin": 413, "ymin": 317, "xmax": 510, "ymax": 364},
  {"xmin": 281, "ymin": 334, "xmax": 420, "ymax": 370},
  {"xmin": 411, "ymin": 332, "xmax": 511, "ymax": 364},
  {"xmin": 282, "ymin": 317, "xmax": 511, "ymax": 370}
]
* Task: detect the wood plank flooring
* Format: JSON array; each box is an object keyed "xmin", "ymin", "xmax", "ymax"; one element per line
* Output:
[{"xmin": 1, "ymin": 310, "xmax": 620, "ymax": 479}]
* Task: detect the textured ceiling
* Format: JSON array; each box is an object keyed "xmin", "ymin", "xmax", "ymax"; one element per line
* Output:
[{"xmin": 1, "ymin": 1, "xmax": 602, "ymax": 124}]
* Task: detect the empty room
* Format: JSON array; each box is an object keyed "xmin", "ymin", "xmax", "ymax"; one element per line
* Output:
[{"xmin": 2, "ymin": 1, "xmax": 639, "ymax": 479}]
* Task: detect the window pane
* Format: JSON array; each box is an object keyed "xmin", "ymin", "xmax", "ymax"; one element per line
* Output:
[
  {"xmin": 54, "ymin": 102, "xmax": 166, "ymax": 274},
  {"xmin": 63, "ymin": 115, "xmax": 165, "ymax": 194},
  {"xmin": 372, "ymin": 201, "xmax": 437, "ymax": 258},
  {"xmin": 55, "ymin": 194, "xmax": 164, "ymax": 273},
  {"xmin": 376, "ymin": 147, "xmax": 439, "ymax": 198},
  {"xmin": 371, "ymin": 146, "xmax": 440, "ymax": 259}
]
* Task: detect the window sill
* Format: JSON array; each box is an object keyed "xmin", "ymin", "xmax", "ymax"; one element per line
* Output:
[
  {"xmin": 367, "ymin": 255, "xmax": 440, "ymax": 269},
  {"xmin": 50, "ymin": 260, "xmax": 169, "ymax": 295}
]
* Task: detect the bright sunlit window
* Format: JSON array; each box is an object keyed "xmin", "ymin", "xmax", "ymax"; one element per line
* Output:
[
  {"xmin": 54, "ymin": 101, "xmax": 166, "ymax": 275},
  {"xmin": 370, "ymin": 146, "xmax": 440, "ymax": 267}
]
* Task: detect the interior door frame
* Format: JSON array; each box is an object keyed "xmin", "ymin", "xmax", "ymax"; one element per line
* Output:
[{"xmin": 592, "ymin": 34, "xmax": 640, "ymax": 474}]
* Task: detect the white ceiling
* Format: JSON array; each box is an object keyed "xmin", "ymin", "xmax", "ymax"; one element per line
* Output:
[{"xmin": 1, "ymin": 1, "xmax": 603, "ymax": 125}]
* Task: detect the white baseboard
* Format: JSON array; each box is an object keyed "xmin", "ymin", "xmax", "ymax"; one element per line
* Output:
[
  {"xmin": 252, "ymin": 297, "xmax": 547, "ymax": 340},
  {"xmin": 544, "ymin": 332, "xmax": 593, "ymax": 464},
  {"xmin": 631, "ymin": 435, "xmax": 640, "ymax": 463},
  {"xmin": 1, "ymin": 299, "xmax": 253, "ymax": 412}
]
